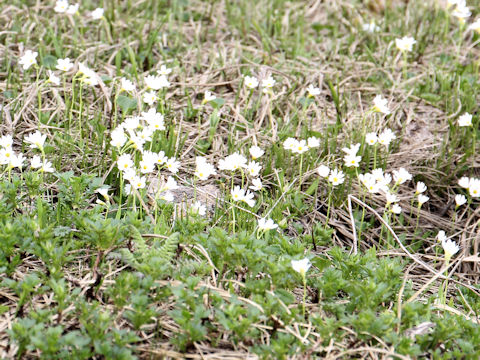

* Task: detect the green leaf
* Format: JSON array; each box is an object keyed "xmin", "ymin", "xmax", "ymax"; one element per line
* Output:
[
  {"xmin": 210, "ymin": 97, "xmax": 225, "ymax": 109},
  {"xmin": 42, "ymin": 55, "xmax": 57, "ymax": 68},
  {"xmin": 116, "ymin": 95, "xmax": 137, "ymax": 113}
]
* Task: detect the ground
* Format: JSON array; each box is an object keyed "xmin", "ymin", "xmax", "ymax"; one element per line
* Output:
[{"xmin": 1, "ymin": 0, "xmax": 480, "ymax": 359}]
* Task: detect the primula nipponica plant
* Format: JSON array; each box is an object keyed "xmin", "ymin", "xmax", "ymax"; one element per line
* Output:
[{"xmin": 7, "ymin": 3, "xmax": 480, "ymax": 358}]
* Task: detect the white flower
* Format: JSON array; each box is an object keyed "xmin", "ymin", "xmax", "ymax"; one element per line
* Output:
[
  {"xmin": 249, "ymin": 178, "xmax": 263, "ymax": 191},
  {"xmin": 442, "ymin": 238, "xmax": 460, "ymax": 261},
  {"xmin": 244, "ymin": 75, "xmax": 259, "ymax": 89},
  {"xmin": 437, "ymin": 230, "xmax": 447, "ymax": 243},
  {"xmin": 291, "ymin": 139, "xmax": 309, "ymax": 154},
  {"xmin": 372, "ymin": 95, "xmax": 390, "ymax": 115},
  {"xmin": 258, "ymin": 218, "xmax": 278, "ymax": 231},
  {"xmin": 378, "ymin": 128, "xmax": 396, "ymax": 147},
  {"xmin": 66, "ymin": 3, "xmax": 79, "ymax": 15},
  {"xmin": 19, "ymin": 50, "xmax": 38, "ymax": 70},
  {"xmin": 144, "ymin": 74, "xmax": 169, "ymax": 90},
  {"xmin": 328, "ymin": 169, "xmax": 345, "ymax": 186},
  {"xmin": 162, "ymin": 176, "xmax": 178, "ymax": 192},
  {"xmin": 142, "ymin": 108, "xmax": 165, "ymax": 131},
  {"xmin": 342, "ymin": 143, "xmax": 361, "ymax": 156},
  {"xmin": 191, "ymin": 201, "xmax": 206, "ymax": 216},
  {"xmin": 415, "ymin": 181, "xmax": 427, "ymax": 195},
  {"xmin": 138, "ymin": 127, "xmax": 154, "ymax": 143},
  {"xmin": 362, "ymin": 21, "xmax": 380, "ymax": 33},
  {"xmin": 41, "ymin": 160, "xmax": 55, "ymax": 173},
  {"xmin": 458, "ymin": 176, "xmax": 471, "ymax": 189},
  {"xmin": 95, "ymin": 187, "xmax": 110, "ymax": 200},
  {"xmin": 307, "ymin": 137, "xmax": 320, "ymax": 148},
  {"xmin": 218, "ymin": 153, "xmax": 247, "ymax": 171},
  {"xmin": 365, "ymin": 132, "xmax": 377, "ymax": 146},
  {"xmin": 249, "ymin": 146, "xmax": 264, "ymax": 160},
  {"xmin": 139, "ymin": 158, "xmax": 155, "ymax": 174},
  {"xmin": 30, "ymin": 155, "xmax": 54, "ymax": 173},
  {"xmin": 246, "ymin": 161, "xmax": 261, "ymax": 177},
  {"xmin": 47, "ymin": 71, "xmax": 60, "ymax": 85},
  {"xmin": 202, "ymin": 90, "xmax": 216, "ymax": 104},
  {"xmin": 195, "ymin": 156, "xmax": 217, "ymax": 180},
  {"xmin": 291, "ymin": 258, "xmax": 311, "ymax": 276},
  {"xmin": 0, "ymin": 135, "xmax": 13, "ymax": 149},
  {"xmin": 469, "ymin": 179, "xmax": 480, "ymax": 197},
  {"xmin": 165, "ymin": 157, "xmax": 180, "ymax": 174},
  {"xmin": 390, "ymin": 204, "xmax": 402, "ymax": 214},
  {"xmin": 110, "ymin": 127, "xmax": 127, "ymax": 148},
  {"xmin": 142, "ymin": 91, "xmax": 157, "ymax": 106},
  {"xmin": 230, "ymin": 186, "xmax": 255, "ymax": 207},
  {"xmin": 129, "ymin": 175, "xmax": 146, "ymax": 190},
  {"xmin": 455, "ymin": 194, "xmax": 467, "ymax": 207},
  {"xmin": 24, "ymin": 131, "xmax": 47, "ymax": 150},
  {"xmin": 242, "ymin": 190, "xmax": 255, "ymax": 207},
  {"xmin": 30, "ymin": 155, "xmax": 42, "ymax": 169},
  {"xmin": 159, "ymin": 191, "xmax": 174, "ymax": 202},
  {"xmin": 231, "ymin": 186, "xmax": 245, "ymax": 202},
  {"xmin": 306, "ymin": 84, "xmax": 320, "ymax": 97},
  {"xmin": 283, "ymin": 137, "xmax": 297, "ymax": 151},
  {"xmin": 393, "ymin": 168, "xmax": 412, "ymax": 185},
  {"xmin": 458, "ymin": 113, "xmax": 472, "ymax": 127},
  {"xmin": 417, "ymin": 194, "xmax": 429, "ymax": 206},
  {"xmin": 261, "ymin": 76, "xmax": 275, "ymax": 89},
  {"xmin": 120, "ymin": 78, "xmax": 135, "ymax": 92},
  {"xmin": 117, "ymin": 154, "xmax": 134, "ymax": 172},
  {"xmin": 452, "ymin": 3, "xmax": 471, "ymax": 22},
  {"xmin": 54, "ymin": 0, "xmax": 69, "ymax": 13},
  {"xmin": 91, "ymin": 8, "xmax": 104, "ymax": 20},
  {"xmin": 56, "ymin": 58, "xmax": 73, "ymax": 72},
  {"xmin": 468, "ymin": 19, "xmax": 480, "ymax": 34},
  {"xmin": 317, "ymin": 165, "xmax": 330, "ymax": 178},
  {"xmin": 123, "ymin": 116, "xmax": 140, "ymax": 131},
  {"xmin": 155, "ymin": 151, "xmax": 167, "ymax": 166},
  {"xmin": 385, "ymin": 191, "xmax": 399, "ymax": 205},
  {"xmin": 395, "ymin": 36, "xmax": 416, "ymax": 52},
  {"xmin": 158, "ymin": 65, "xmax": 172, "ymax": 76},
  {"xmin": 344, "ymin": 154, "xmax": 361, "ymax": 168}
]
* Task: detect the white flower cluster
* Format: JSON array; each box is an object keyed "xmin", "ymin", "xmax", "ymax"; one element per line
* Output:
[
  {"xmin": 283, "ymin": 136, "xmax": 320, "ymax": 155},
  {"xmin": 216, "ymin": 146, "xmax": 267, "ymax": 208},
  {"xmin": 0, "ymin": 131, "xmax": 55, "ymax": 174},
  {"xmin": 365, "ymin": 128, "xmax": 396, "ymax": 148},
  {"xmin": 142, "ymin": 65, "xmax": 172, "ymax": 105},
  {"xmin": 458, "ymin": 176, "xmax": 480, "ymax": 198},
  {"xmin": 243, "ymin": 75, "xmax": 276, "ymax": 94},
  {"xmin": 54, "ymin": 0, "xmax": 104, "ymax": 20}
]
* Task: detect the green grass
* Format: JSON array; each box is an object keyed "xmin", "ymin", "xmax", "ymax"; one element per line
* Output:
[{"xmin": 1, "ymin": 0, "xmax": 480, "ymax": 358}]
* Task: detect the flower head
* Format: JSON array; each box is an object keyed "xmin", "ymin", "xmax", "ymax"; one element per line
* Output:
[
  {"xmin": 56, "ymin": 58, "xmax": 73, "ymax": 72},
  {"xmin": 455, "ymin": 194, "xmax": 467, "ymax": 208},
  {"xmin": 258, "ymin": 218, "xmax": 278, "ymax": 231},
  {"xmin": 195, "ymin": 156, "xmax": 217, "ymax": 180},
  {"xmin": 395, "ymin": 36, "xmax": 416, "ymax": 52},
  {"xmin": 120, "ymin": 77, "xmax": 135, "ymax": 92},
  {"xmin": 442, "ymin": 238, "xmax": 460, "ymax": 261},
  {"xmin": 458, "ymin": 113, "xmax": 472, "ymax": 127},
  {"xmin": 91, "ymin": 8, "xmax": 104, "ymax": 20},
  {"xmin": 306, "ymin": 84, "xmax": 320, "ymax": 97},
  {"xmin": 54, "ymin": 0, "xmax": 69, "ymax": 13},
  {"xmin": 291, "ymin": 258, "xmax": 311, "ymax": 277},
  {"xmin": 317, "ymin": 165, "xmax": 330, "ymax": 178},
  {"xmin": 19, "ymin": 50, "xmax": 38, "ymax": 70},
  {"xmin": 249, "ymin": 146, "xmax": 264, "ymax": 160},
  {"xmin": 328, "ymin": 169, "xmax": 345, "ymax": 186},
  {"xmin": 24, "ymin": 131, "xmax": 47, "ymax": 151},
  {"xmin": 372, "ymin": 95, "xmax": 390, "ymax": 115},
  {"xmin": 244, "ymin": 75, "xmax": 259, "ymax": 89}
]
